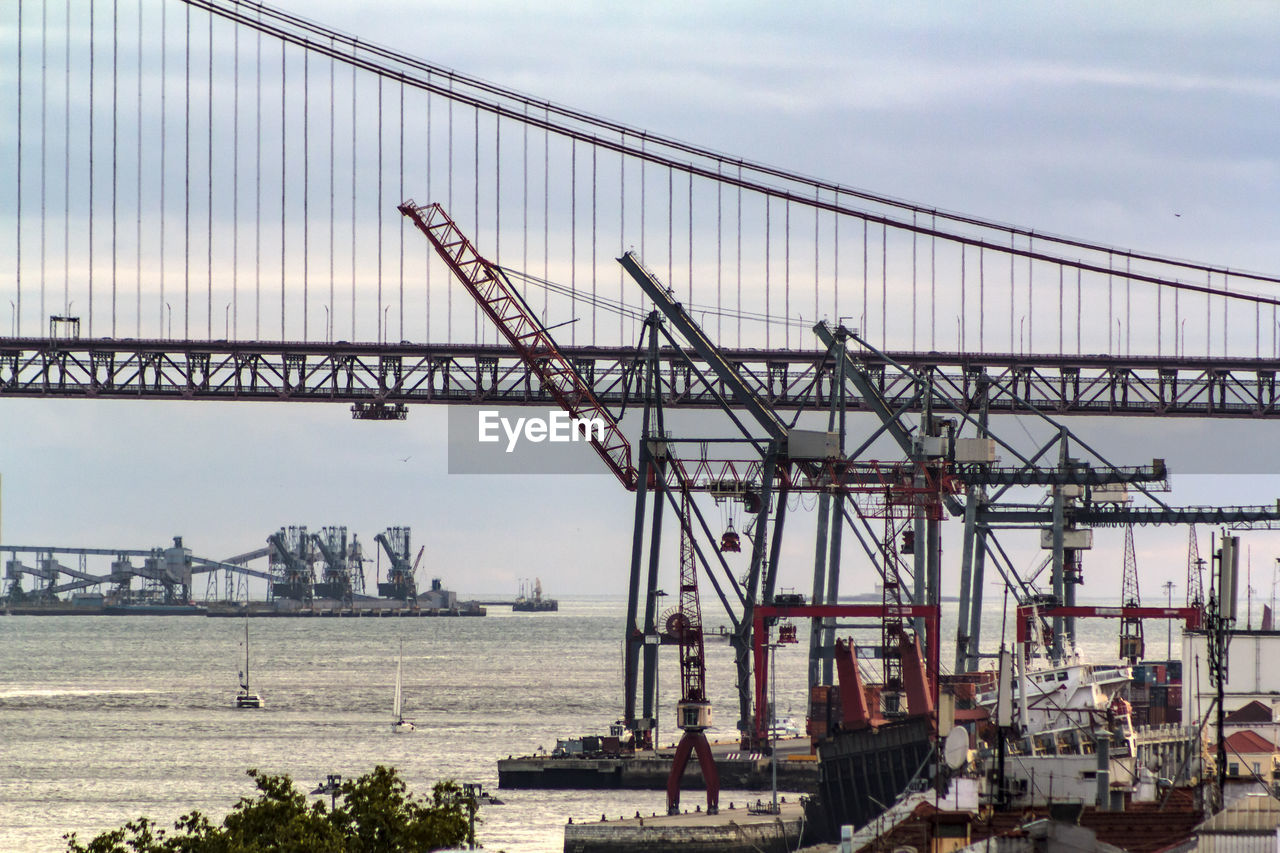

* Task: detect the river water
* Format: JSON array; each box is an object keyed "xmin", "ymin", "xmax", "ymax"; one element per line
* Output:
[{"xmin": 0, "ymin": 597, "xmax": 1168, "ymax": 851}]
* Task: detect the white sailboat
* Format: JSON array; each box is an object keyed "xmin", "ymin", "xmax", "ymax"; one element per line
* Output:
[
  {"xmin": 235, "ymin": 618, "xmax": 263, "ymax": 709},
  {"xmin": 391, "ymin": 640, "xmax": 416, "ymax": 733}
]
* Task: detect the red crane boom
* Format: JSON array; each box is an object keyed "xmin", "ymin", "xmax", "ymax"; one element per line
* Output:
[{"xmin": 397, "ymin": 200, "xmax": 636, "ymax": 490}]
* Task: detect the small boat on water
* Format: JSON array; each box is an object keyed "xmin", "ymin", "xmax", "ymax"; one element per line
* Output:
[
  {"xmin": 235, "ymin": 619, "xmax": 263, "ymax": 709},
  {"xmin": 391, "ymin": 640, "xmax": 416, "ymax": 733},
  {"xmin": 512, "ymin": 578, "xmax": 558, "ymax": 612}
]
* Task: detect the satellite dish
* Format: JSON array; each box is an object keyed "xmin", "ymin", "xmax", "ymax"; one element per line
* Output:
[{"xmin": 943, "ymin": 727, "xmax": 969, "ymax": 770}]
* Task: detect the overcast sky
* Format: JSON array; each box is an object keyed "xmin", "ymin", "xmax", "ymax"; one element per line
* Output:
[{"xmin": 3, "ymin": 1, "xmax": 1280, "ymax": 615}]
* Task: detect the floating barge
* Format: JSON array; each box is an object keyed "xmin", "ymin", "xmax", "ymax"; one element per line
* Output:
[{"xmin": 499, "ymin": 739, "xmax": 817, "ymax": 792}]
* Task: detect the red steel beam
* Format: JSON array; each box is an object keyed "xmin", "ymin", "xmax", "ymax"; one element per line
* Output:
[
  {"xmin": 752, "ymin": 603, "xmax": 939, "ymax": 744},
  {"xmin": 1015, "ymin": 604, "xmax": 1203, "ymax": 645}
]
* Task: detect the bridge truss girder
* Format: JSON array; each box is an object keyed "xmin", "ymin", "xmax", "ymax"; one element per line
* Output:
[{"xmin": 5, "ymin": 339, "xmax": 1280, "ymax": 417}]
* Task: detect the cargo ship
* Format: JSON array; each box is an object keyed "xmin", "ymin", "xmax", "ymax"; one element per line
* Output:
[{"xmin": 512, "ymin": 578, "xmax": 558, "ymax": 612}]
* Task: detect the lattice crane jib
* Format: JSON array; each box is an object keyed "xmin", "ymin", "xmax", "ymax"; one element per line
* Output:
[
  {"xmin": 1119, "ymin": 524, "xmax": 1144, "ymax": 664},
  {"xmin": 398, "ymin": 200, "xmax": 636, "ymax": 490},
  {"xmin": 1187, "ymin": 525, "xmax": 1206, "ymax": 610},
  {"xmin": 665, "ymin": 489, "xmax": 720, "ymax": 815},
  {"xmin": 675, "ymin": 491, "xmax": 708, "ymax": 706}
]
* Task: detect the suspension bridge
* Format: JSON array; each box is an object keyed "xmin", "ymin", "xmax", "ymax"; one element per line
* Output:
[
  {"xmin": 4, "ymin": 0, "xmax": 1280, "ymax": 418},
  {"xmin": 8, "ymin": 1, "xmax": 1280, "ymax": 751}
]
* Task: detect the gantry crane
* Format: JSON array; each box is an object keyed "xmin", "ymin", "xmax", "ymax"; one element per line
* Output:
[{"xmin": 399, "ymin": 200, "xmax": 721, "ymax": 813}]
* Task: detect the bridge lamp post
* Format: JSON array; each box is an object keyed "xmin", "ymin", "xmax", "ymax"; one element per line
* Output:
[
  {"xmin": 166, "ymin": 303, "xmax": 172, "ymax": 340},
  {"xmin": 383, "ymin": 305, "xmax": 391, "ymax": 344},
  {"xmin": 225, "ymin": 303, "xmax": 231, "ymax": 339},
  {"xmin": 323, "ymin": 306, "xmax": 330, "ymax": 343},
  {"xmin": 1019, "ymin": 315, "xmax": 1025, "ymax": 355},
  {"xmin": 8, "ymin": 300, "xmax": 14, "ymax": 337},
  {"xmin": 1180, "ymin": 319, "xmax": 1187, "ymax": 357}
]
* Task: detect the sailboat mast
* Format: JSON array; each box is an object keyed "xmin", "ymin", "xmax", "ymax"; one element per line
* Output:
[
  {"xmin": 394, "ymin": 640, "xmax": 404, "ymax": 721},
  {"xmin": 244, "ymin": 619, "xmax": 250, "ymax": 690}
]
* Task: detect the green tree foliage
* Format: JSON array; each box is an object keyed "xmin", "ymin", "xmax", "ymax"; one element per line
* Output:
[{"xmin": 64, "ymin": 766, "xmax": 475, "ymax": 853}]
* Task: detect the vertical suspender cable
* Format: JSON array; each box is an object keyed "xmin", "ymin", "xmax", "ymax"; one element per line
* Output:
[
  {"xmin": 1009, "ymin": 234, "xmax": 1015, "ymax": 352},
  {"xmin": 815, "ymin": 192, "xmax": 821, "ymax": 350},
  {"xmin": 446, "ymin": 82, "xmax": 452, "ymax": 340},
  {"xmin": 1076, "ymin": 267, "xmax": 1082, "ymax": 355},
  {"xmin": 136, "ymin": 0, "xmax": 143, "ymax": 335},
  {"xmin": 255, "ymin": 18, "xmax": 261, "ymax": 339},
  {"xmin": 495, "ymin": 111, "xmax": 501, "ymax": 264},
  {"xmin": 639, "ymin": 138, "xmax": 645, "ymax": 261},
  {"xmin": 716, "ymin": 166, "xmax": 722, "ymax": 343},
  {"xmin": 280, "ymin": 41, "xmax": 287, "ymax": 341},
  {"xmin": 430, "ymin": 83, "xmax": 435, "ymax": 338},
  {"xmin": 91, "ymin": 0, "xmax": 97, "ymax": 335},
  {"xmin": 910, "ymin": 212, "xmax": 916, "ymax": 352},
  {"xmin": 161, "ymin": 0, "xmax": 168, "ymax": 334},
  {"xmin": 231, "ymin": 18, "xmax": 239, "ymax": 339},
  {"xmin": 978, "ymin": 247, "xmax": 984, "ymax": 351},
  {"xmin": 349, "ymin": 45, "xmax": 356, "ymax": 340},
  {"xmin": 736, "ymin": 166, "xmax": 742, "ymax": 348},
  {"xmin": 576, "ymin": 137, "xmax": 581, "ymax": 343},
  {"xmin": 1107, "ymin": 253, "xmax": 1114, "ymax": 355},
  {"xmin": 302, "ymin": 47, "xmax": 309, "ymax": 340},
  {"xmin": 207, "ymin": 6, "xmax": 213, "ymax": 337},
  {"xmin": 929, "ymin": 215, "xmax": 935, "ymax": 350},
  {"xmin": 618, "ymin": 133, "xmax": 624, "ymax": 342},
  {"xmin": 522, "ymin": 104, "xmax": 529, "ymax": 323},
  {"xmin": 861, "ymin": 220, "xmax": 867, "ymax": 337},
  {"xmin": 40, "ymin": 0, "xmax": 47, "ymax": 330},
  {"xmin": 959, "ymin": 244, "xmax": 965, "ymax": 351},
  {"xmin": 784, "ymin": 199, "xmax": 790, "ymax": 349},
  {"xmin": 1027, "ymin": 241, "xmax": 1033, "ymax": 354},
  {"xmin": 15, "ymin": 0, "xmax": 21, "ymax": 336},
  {"xmin": 834, "ymin": 198, "xmax": 840, "ymax": 338},
  {"xmin": 183, "ymin": 0, "xmax": 189, "ymax": 338},
  {"xmin": 376, "ymin": 76, "xmax": 383, "ymax": 342},
  {"xmin": 473, "ymin": 107, "xmax": 478, "ymax": 343},
  {"xmin": 592, "ymin": 145, "xmax": 598, "ymax": 343},
  {"xmin": 327, "ymin": 38, "xmax": 334, "ymax": 341},
  {"xmin": 399, "ymin": 79, "xmax": 404, "ymax": 342},
  {"xmin": 1058, "ymin": 266, "xmax": 1064, "ymax": 356},
  {"xmin": 666, "ymin": 166, "xmax": 672, "ymax": 289},
  {"xmin": 64, "ymin": 0, "xmax": 71, "ymax": 319},
  {"xmin": 764, "ymin": 196, "xmax": 771, "ymax": 351},
  {"xmin": 687, "ymin": 170, "xmax": 692, "ymax": 322},
  {"xmin": 880, "ymin": 222, "xmax": 886, "ymax": 344},
  {"xmin": 542, "ymin": 108, "xmax": 548, "ymax": 322}
]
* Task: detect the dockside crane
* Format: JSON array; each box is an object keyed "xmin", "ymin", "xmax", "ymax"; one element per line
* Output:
[
  {"xmin": 267, "ymin": 527, "xmax": 314, "ymax": 603},
  {"xmin": 400, "ymin": 200, "xmax": 725, "ymax": 814},
  {"xmin": 374, "ymin": 527, "xmax": 417, "ymax": 602}
]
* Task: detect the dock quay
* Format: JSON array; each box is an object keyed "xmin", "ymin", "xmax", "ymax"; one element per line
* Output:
[
  {"xmin": 499, "ymin": 740, "xmax": 818, "ymax": 792},
  {"xmin": 563, "ymin": 799, "xmax": 807, "ymax": 853}
]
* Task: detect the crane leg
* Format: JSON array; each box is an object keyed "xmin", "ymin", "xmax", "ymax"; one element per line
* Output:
[{"xmin": 666, "ymin": 730, "xmax": 720, "ymax": 816}]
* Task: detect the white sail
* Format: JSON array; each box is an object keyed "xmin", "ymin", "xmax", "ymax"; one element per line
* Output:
[
  {"xmin": 393, "ymin": 652, "xmax": 403, "ymax": 720},
  {"xmin": 391, "ymin": 640, "xmax": 415, "ymax": 732}
]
